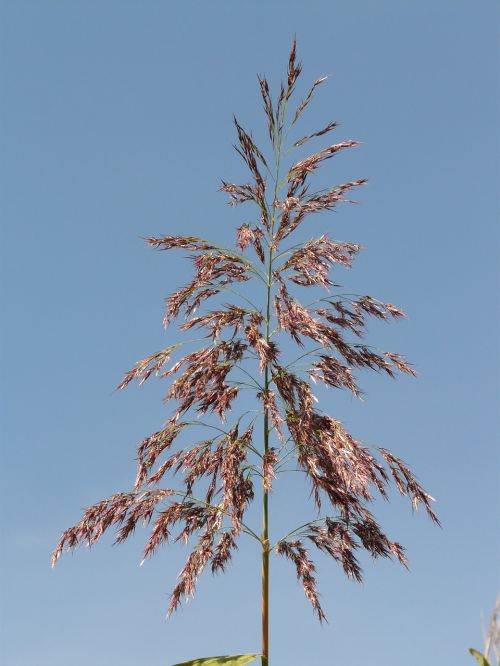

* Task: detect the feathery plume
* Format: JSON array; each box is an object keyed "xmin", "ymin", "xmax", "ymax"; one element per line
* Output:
[{"xmin": 53, "ymin": 41, "xmax": 437, "ymax": 637}]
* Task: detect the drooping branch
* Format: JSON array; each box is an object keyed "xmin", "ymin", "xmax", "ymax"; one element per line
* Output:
[{"xmin": 276, "ymin": 539, "xmax": 326, "ymax": 623}]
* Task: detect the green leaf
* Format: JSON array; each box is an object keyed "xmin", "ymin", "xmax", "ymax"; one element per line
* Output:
[
  {"xmin": 172, "ymin": 655, "xmax": 260, "ymax": 666},
  {"xmin": 468, "ymin": 648, "xmax": 491, "ymax": 666}
]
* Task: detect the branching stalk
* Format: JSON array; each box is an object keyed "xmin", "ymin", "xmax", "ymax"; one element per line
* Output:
[{"xmin": 51, "ymin": 42, "xmax": 437, "ymax": 666}]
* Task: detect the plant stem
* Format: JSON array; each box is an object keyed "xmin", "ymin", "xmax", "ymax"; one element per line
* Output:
[
  {"xmin": 261, "ymin": 231, "xmax": 272, "ymax": 666},
  {"xmin": 261, "ymin": 404, "xmax": 270, "ymax": 666},
  {"xmin": 261, "ymin": 97, "xmax": 286, "ymax": 666}
]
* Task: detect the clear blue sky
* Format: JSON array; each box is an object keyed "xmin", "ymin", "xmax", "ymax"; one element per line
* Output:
[{"xmin": 1, "ymin": 2, "xmax": 498, "ymax": 665}]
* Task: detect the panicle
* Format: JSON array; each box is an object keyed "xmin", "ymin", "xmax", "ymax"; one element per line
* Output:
[
  {"xmin": 292, "ymin": 76, "xmax": 327, "ymax": 124},
  {"xmin": 262, "ymin": 447, "xmax": 279, "ymax": 492},
  {"xmin": 231, "ymin": 118, "xmax": 268, "ymax": 224},
  {"xmin": 274, "ymin": 285, "xmax": 415, "ymax": 379},
  {"xmin": 220, "ymin": 426, "xmax": 254, "ymax": 530},
  {"xmin": 165, "ymin": 340, "xmax": 246, "ymax": 421},
  {"xmin": 286, "ymin": 38, "xmax": 301, "ymax": 97},
  {"xmin": 211, "ymin": 531, "xmax": 238, "ymax": 574},
  {"xmin": 244, "ymin": 313, "xmax": 279, "ymax": 373},
  {"xmin": 180, "ymin": 305, "xmax": 248, "ymax": 339},
  {"xmin": 287, "ymin": 141, "xmax": 360, "ymax": 185},
  {"xmin": 280, "ymin": 234, "xmax": 361, "ymax": 288},
  {"xmin": 379, "ymin": 449, "xmax": 440, "ymax": 525},
  {"xmin": 308, "ymin": 355, "xmax": 362, "ymax": 398},
  {"xmin": 236, "ymin": 223, "xmax": 265, "ymax": 262},
  {"xmin": 116, "ymin": 346, "xmax": 179, "ymax": 391},
  {"xmin": 167, "ymin": 510, "xmax": 223, "ymax": 616},
  {"xmin": 276, "ymin": 539, "xmax": 326, "ymax": 622},
  {"xmin": 220, "ymin": 180, "xmax": 260, "ymax": 207},
  {"xmin": 145, "ymin": 236, "xmax": 216, "ymax": 251},
  {"xmin": 51, "ymin": 489, "xmax": 174, "ymax": 567},
  {"xmin": 53, "ymin": 39, "xmax": 437, "ymax": 627},
  {"xmin": 274, "ymin": 179, "xmax": 367, "ymax": 243},
  {"xmin": 305, "ymin": 520, "xmax": 362, "ymax": 581},
  {"xmin": 293, "ymin": 120, "xmax": 338, "ymax": 148},
  {"xmin": 135, "ymin": 421, "xmax": 188, "ymax": 488},
  {"xmin": 257, "ymin": 389, "xmax": 284, "ymax": 443},
  {"xmin": 164, "ymin": 251, "xmax": 250, "ymax": 325},
  {"xmin": 257, "ymin": 75, "xmax": 275, "ymax": 143}
]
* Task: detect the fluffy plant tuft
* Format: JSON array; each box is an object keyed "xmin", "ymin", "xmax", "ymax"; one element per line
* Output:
[{"xmin": 53, "ymin": 41, "xmax": 438, "ymax": 666}]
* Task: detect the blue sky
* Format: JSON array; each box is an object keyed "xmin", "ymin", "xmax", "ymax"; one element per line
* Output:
[{"xmin": 1, "ymin": 2, "xmax": 498, "ymax": 665}]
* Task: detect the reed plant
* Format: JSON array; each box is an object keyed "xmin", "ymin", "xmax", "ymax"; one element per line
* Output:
[
  {"xmin": 52, "ymin": 41, "xmax": 438, "ymax": 666},
  {"xmin": 469, "ymin": 596, "xmax": 500, "ymax": 666}
]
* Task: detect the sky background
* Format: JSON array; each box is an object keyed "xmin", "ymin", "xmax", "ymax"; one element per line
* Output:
[{"xmin": 1, "ymin": 1, "xmax": 499, "ymax": 665}]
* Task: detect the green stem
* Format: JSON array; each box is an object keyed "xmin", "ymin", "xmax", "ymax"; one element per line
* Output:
[
  {"xmin": 261, "ymin": 403, "xmax": 270, "ymax": 666},
  {"xmin": 261, "ymin": 93, "xmax": 288, "ymax": 666},
  {"xmin": 261, "ymin": 221, "xmax": 272, "ymax": 666}
]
